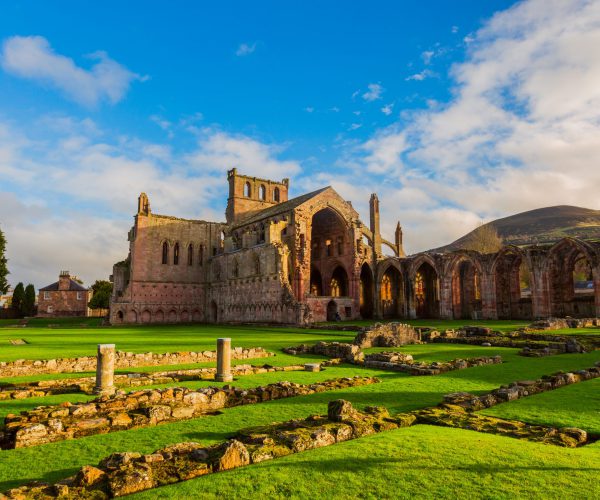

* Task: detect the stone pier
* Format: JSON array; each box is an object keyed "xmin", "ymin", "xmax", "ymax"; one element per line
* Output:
[
  {"xmin": 216, "ymin": 338, "xmax": 233, "ymax": 382},
  {"xmin": 94, "ymin": 344, "xmax": 116, "ymax": 396}
]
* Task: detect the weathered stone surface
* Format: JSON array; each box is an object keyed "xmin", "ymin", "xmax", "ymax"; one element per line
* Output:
[
  {"xmin": 353, "ymin": 323, "xmax": 420, "ymax": 348},
  {"xmin": 0, "ymin": 376, "xmax": 379, "ymax": 449}
]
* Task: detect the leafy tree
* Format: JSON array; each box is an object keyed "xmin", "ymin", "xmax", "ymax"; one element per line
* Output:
[
  {"xmin": 12, "ymin": 282, "xmax": 24, "ymax": 317},
  {"xmin": 22, "ymin": 284, "xmax": 36, "ymax": 316},
  {"xmin": 0, "ymin": 226, "xmax": 8, "ymax": 295},
  {"xmin": 462, "ymin": 221, "xmax": 503, "ymax": 254},
  {"xmin": 88, "ymin": 280, "xmax": 112, "ymax": 309}
]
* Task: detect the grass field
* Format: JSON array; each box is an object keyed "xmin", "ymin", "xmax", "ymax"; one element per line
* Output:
[{"xmin": 1, "ymin": 320, "xmax": 599, "ymax": 498}]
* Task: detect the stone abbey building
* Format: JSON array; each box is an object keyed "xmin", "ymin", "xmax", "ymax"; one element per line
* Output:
[{"xmin": 110, "ymin": 169, "xmax": 600, "ymax": 324}]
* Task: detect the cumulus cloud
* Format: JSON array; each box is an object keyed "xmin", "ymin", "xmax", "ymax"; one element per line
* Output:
[
  {"xmin": 0, "ymin": 36, "xmax": 145, "ymax": 107},
  {"xmin": 0, "ymin": 119, "xmax": 300, "ymax": 287},
  {"xmin": 348, "ymin": 0, "xmax": 600, "ymax": 253},
  {"xmin": 405, "ymin": 69, "xmax": 435, "ymax": 81},
  {"xmin": 362, "ymin": 83, "xmax": 383, "ymax": 101},
  {"xmin": 235, "ymin": 42, "xmax": 256, "ymax": 56},
  {"xmin": 381, "ymin": 103, "xmax": 394, "ymax": 116}
]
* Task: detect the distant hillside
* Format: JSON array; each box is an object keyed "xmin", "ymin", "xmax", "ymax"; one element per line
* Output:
[{"xmin": 434, "ymin": 205, "xmax": 600, "ymax": 252}]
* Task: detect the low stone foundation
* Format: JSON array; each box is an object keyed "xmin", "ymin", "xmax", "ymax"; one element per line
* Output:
[
  {"xmin": 528, "ymin": 317, "xmax": 599, "ymax": 330},
  {"xmin": 0, "ymin": 376, "xmax": 379, "ymax": 449},
  {"xmin": 0, "ymin": 363, "xmax": 306, "ymax": 401},
  {"xmin": 363, "ymin": 353, "xmax": 503, "ymax": 375},
  {"xmin": 442, "ymin": 362, "xmax": 600, "ymax": 411},
  {"xmin": 1, "ymin": 400, "xmax": 412, "ymax": 499},
  {"xmin": 414, "ymin": 404, "xmax": 589, "ymax": 447},
  {"xmin": 0, "ymin": 347, "xmax": 272, "ymax": 378}
]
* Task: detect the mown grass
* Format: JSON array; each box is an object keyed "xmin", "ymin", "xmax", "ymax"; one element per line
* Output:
[
  {"xmin": 1, "ymin": 322, "xmax": 600, "ymax": 497},
  {"xmin": 132, "ymin": 425, "xmax": 600, "ymax": 499},
  {"xmin": 1, "ymin": 347, "xmax": 600, "ymax": 493}
]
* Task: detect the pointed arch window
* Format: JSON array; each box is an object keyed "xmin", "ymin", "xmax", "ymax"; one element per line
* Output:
[
  {"xmin": 162, "ymin": 242, "xmax": 169, "ymax": 265},
  {"xmin": 198, "ymin": 244, "xmax": 204, "ymax": 266},
  {"xmin": 244, "ymin": 181, "xmax": 251, "ymax": 197},
  {"xmin": 273, "ymin": 187, "xmax": 280, "ymax": 202},
  {"xmin": 187, "ymin": 244, "xmax": 193, "ymax": 266},
  {"xmin": 330, "ymin": 278, "xmax": 341, "ymax": 297},
  {"xmin": 381, "ymin": 275, "xmax": 392, "ymax": 301},
  {"xmin": 173, "ymin": 243, "xmax": 180, "ymax": 265}
]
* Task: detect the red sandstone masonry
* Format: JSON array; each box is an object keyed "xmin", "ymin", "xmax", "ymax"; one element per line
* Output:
[{"xmin": 0, "ymin": 348, "xmax": 272, "ymax": 378}]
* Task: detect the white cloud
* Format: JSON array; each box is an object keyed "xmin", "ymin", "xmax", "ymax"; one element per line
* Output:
[
  {"xmin": 381, "ymin": 103, "xmax": 394, "ymax": 116},
  {"xmin": 339, "ymin": 0, "xmax": 600, "ymax": 253},
  {"xmin": 304, "ymin": 107, "xmax": 314, "ymax": 113},
  {"xmin": 421, "ymin": 50, "xmax": 435, "ymax": 65},
  {"xmin": 0, "ymin": 120, "xmax": 301, "ymax": 287},
  {"xmin": 0, "ymin": 36, "xmax": 144, "ymax": 107},
  {"xmin": 348, "ymin": 123, "xmax": 362, "ymax": 131},
  {"xmin": 235, "ymin": 42, "xmax": 257, "ymax": 56},
  {"xmin": 451, "ymin": 26, "xmax": 459, "ymax": 34},
  {"xmin": 405, "ymin": 69, "xmax": 435, "ymax": 81},
  {"xmin": 362, "ymin": 83, "xmax": 384, "ymax": 101}
]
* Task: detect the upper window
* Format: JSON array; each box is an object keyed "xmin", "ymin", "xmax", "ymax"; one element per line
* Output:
[
  {"xmin": 244, "ymin": 181, "xmax": 251, "ymax": 197},
  {"xmin": 173, "ymin": 243, "xmax": 180, "ymax": 265},
  {"xmin": 162, "ymin": 242, "xmax": 169, "ymax": 265},
  {"xmin": 259, "ymin": 184, "xmax": 266, "ymax": 200},
  {"xmin": 43, "ymin": 291, "xmax": 50, "ymax": 300},
  {"xmin": 77, "ymin": 291, "xmax": 83, "ymax": 301},
  {"xmin": 273, "ymin": 187, "xmax": 280, "ymax": 202},
  {"xmin": 187, "ymin": 244, "xmax": 193, "ymax": 266}
]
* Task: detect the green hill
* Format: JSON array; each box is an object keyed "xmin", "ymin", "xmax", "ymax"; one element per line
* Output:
[{"xmin": 435, "ymin": 205, "xmax": 600, "ymax": 252}]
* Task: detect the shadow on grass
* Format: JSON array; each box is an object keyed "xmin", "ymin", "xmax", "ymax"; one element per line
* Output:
[{"xmin": 0, "ymin": 467, "xmax": 80, "ymax": 491}]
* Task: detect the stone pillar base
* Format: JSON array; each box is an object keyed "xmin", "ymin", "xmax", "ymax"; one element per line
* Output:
[
  {"xmin": 215, "ymin": 374, "xmax": 233, "ymax": 382},
  {"xmin": 304, "ymin": 363, "xmax": 321, "ymax": 372},
  {"xmin": 93, "ymin": 386, "xmax": 116, "ymax": 397}
]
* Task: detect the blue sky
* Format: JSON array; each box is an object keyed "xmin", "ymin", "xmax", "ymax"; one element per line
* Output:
[{"xmin": 1, "ymin": 0, "xmax": 599, "ymax": 287}]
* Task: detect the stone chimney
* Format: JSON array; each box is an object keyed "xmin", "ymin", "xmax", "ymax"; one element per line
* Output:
[{"xmin": 58, "ymin": 271, "xmax": 71, "ymax": 291}]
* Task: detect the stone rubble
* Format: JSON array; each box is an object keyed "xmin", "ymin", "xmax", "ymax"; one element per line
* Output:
[
  {"xmin": 0, "ymin": 376, "xmax": 379, "ymax": 449},
  {"xmin": 353, "ymin": 323, "xmax": 421, "ymax": 348}
]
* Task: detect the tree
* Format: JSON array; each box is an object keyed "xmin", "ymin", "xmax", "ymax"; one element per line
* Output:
[
  {"xmin": 88, "ymin": 280, "xmax": 112, "ymax": 309},
  {"xmin": 462, "ymin": 221, "xmax": 503, "ymax": 254},
  {"xmin": 0, "ymin": 226, "xmax": 8, "ymax": 295},
  {"xmin": 12, "ymin": 282, "xmax": 24, "ymax": 317},
  {"xmin": 22, "ymin": 284, "xmax": 36, "ymax": 316}
]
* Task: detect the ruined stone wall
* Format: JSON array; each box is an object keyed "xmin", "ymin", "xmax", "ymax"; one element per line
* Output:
[
  {"xmin": 0, "ymin": 348, "xmax": 271, "ymax": 378},
  {"xmin": 110, "ymin": 212, "xmax": 224, "ymax": 324}
]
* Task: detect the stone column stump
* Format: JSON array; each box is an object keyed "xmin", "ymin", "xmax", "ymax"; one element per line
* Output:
[
  {"xmin": 94, "ymin": 344, "xmax": 116, "ymax": 396},
  {"xmin": 216, "ymin": 338, "xmax": 233, "ymax": 382}
]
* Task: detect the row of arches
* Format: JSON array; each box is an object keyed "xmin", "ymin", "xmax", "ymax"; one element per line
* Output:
[
  {"xmin": 244, "ymin": 182, "xmax": 280, "ymax": 202},
  {"xmin": 355, "ymin": 238, "xmax": 598, "ymax": 320},
  {"xmin": 161, "ymin": 242, "xmax": 205, "ymax": 266}
]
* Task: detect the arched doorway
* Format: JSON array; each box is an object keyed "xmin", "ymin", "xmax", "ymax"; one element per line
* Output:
[
  {"xmin": 547, "ymin": 240, "xmax": 595, "ymax": 317},
  {"xmin": 381, "ymin": 265, "xmax": 403, "ymax": 318},
  {"xmin": 327, "ymin": 300, "xmax": 338, "ymax": 321},
  {"xmin": 414, "ymin": 262, "xmax": 439, "ymax": 318},
  {"xmin": 360, "ymin": 263, "xmax": 374, "ymax": 318},
  {"xmin": 494, "ymin": 248, "xmax": 530, "ymax": 319},
  {"xmin": 451, "ymin": 258, "xmax": 482, "ymax": 319}
]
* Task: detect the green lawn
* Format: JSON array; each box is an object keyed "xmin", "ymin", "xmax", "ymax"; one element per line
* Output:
[{"xmin": 1, "ymin": 322, "xmax": 600, "ymax": 498}]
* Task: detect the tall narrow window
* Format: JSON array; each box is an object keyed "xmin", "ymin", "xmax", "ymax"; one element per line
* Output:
[
  {"xmin": 326, "ymin": 239, "xmax": 333, "ymax": 257},
  {"xmin": 258, "ymin": 224, "xmax": 265, "ymax": 244},
  {"xmin": 244, "ymin": 181, "xmax": 251, "ymax": 197},
  {"xmin": 254, "ymin": 255, "xmax": 261, "ymax": 274},
  {"xmin": 173, "ymin": 243, "xmax": 180, "ymax": 265},
  {"xmin": 162, "ymin": 242, "xmax": 169, "ymax": 264},
  {"xmin": 259, "ymin": 184, "xmax": 266, "ymax": 200},
  {"xmin": 273, "ymin": 187, "xmax": 280, "ymax": 202},
  {"xmin": 331, "ymin": 279, "xmax": 341, "ymax": 297},
  {"xmin": 187, "ymin": 244, "xmax": 193, "ymax": 266},
  {"xmin": 232, "ymin": 259, "xmax": 239, "ymax": 278},
  {"xmin": 198, "ymin": 244, "xmax": 204, "ymax": 266},
  {"xmin": 337, "ymin": 237, "xmax": 343, "ymax": 255}
]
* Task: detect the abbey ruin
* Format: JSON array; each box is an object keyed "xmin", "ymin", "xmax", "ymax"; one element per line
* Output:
[{"xmin": 110, "ymin": 169, "xmax": 600, "ymax": 324}]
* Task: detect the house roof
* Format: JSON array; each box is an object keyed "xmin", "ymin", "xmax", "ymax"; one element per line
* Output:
[
  {"xmin": 39, "ymin": 280, "xmax": 88, "ymax": 292},
  {"xmin": 231, "ymin": 186, "xmax": 331, "ymax": 229}
]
